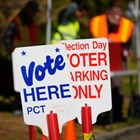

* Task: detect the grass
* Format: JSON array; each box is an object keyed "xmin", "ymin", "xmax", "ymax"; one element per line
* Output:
[{"xmin": 1, "ymin": 110, "xmax": 140, "ymax": 140}]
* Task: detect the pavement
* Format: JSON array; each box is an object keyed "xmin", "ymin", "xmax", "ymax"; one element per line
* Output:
[{"xmin": 95, "ymin": 124, "xmax": 140, "ymax": 140}]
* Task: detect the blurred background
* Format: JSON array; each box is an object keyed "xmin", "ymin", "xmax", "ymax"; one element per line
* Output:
[
  {"xmin": 0, "ymin": 0, "xmax": 137, "ymax": 43},
  {"xmin": 0, "ymin": 0, "xmax": 140, "ymax": 140}
]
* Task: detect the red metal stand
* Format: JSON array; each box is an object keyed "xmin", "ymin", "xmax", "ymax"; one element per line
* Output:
[
  {"xmin": 47, "ymin": 111, "xmax": 60, "ymax": 140},
  {"xmin": 29, "ymin": 125, "xmax": 36, "ymax": 140},
  {"xmin": 81, "ymin": 103, "xmax": 95, "ymax": 140}
]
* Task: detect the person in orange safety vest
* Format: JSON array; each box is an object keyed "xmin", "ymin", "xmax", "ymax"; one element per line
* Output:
[
  {"xmin": 89, "ymin": 1, "xmax": 134, "ymax": 123},
  {"xmin": 2, "ymin": 1, "xmax": 39, "ymax": 60},
  {"xmin": 0, "ymin": 0, "xmax": 39, "ymax": 115},
  {"xmin": 90, "ymin": 2, "xmax": 134, "ymax": 71}
]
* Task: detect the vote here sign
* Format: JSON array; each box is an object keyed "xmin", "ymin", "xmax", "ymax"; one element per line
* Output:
[
  {"xmin": 59, "ymin": 38, "xmax": 112, "ymax": 124},
  {"xmin": 13, "ymin": 44, "xmax": 76, "ymax": 136}
]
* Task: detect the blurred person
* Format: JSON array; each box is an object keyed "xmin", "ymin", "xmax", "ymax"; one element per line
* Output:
[
  {"xmin": 0, "ymin": 0, "xmax": 39, "ymax": 115},
  {"xmin": 90, "ymin": 1, "xmax": 134, "ymax": 123},
  {"xmin": 50, "ymin": 0, "xmax": 89, "ymax": 132},
  {"xmin": 51, "ymin": 0, "xmax": 89, "ymax": 44},
  {"xmin": 90, "ymin": 1, "xmax": 134, "ymax": 71}
]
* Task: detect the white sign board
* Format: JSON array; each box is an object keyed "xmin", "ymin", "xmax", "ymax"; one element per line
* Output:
[
  {"xmin": 59, "ymin": 38, "xmax": 112, "ymax": 124},
  {"xmin": 13, "ymin": 44, "xmax": 76, "ymax": 136}
]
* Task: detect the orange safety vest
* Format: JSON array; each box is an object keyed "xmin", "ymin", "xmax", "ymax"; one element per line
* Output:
[
  {"xmin": 13, "ymin": 17, "xmax": 39, "ymax": 49},
  {"xmin": 90, "ymin": 14, "xmax": 134, "ymax": 43}
]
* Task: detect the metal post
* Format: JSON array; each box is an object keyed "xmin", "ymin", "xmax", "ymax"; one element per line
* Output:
[
  {"xmin": 135, "ymin": 0, "xmax": 140, "ymax": 96},
  {"xmin": 46, "ymin": 0, "xmax": 52, "ymax": 45}
]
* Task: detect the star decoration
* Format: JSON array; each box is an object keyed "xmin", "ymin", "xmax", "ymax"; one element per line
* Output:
[
  {"xmin": 21, "ymin": 51, "xmax": 26, "ymax": 56},
  {"xmin": 55, "ymin": 47, "xmax": 60, "ymax": 53}
]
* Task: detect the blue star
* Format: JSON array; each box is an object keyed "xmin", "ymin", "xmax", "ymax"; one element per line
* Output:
[
  {"xmin": 21, "ymin": 51, "xmax": 26, "ymax": 56},
  {"xmin": 55, "ymin": 47, "xmax": 60, "ymax": 53}
]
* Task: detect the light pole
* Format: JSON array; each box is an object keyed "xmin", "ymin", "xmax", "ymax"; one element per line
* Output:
[{"xmin": 46, "ymin": 0, "xmax": 52, "ymax": 45}]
